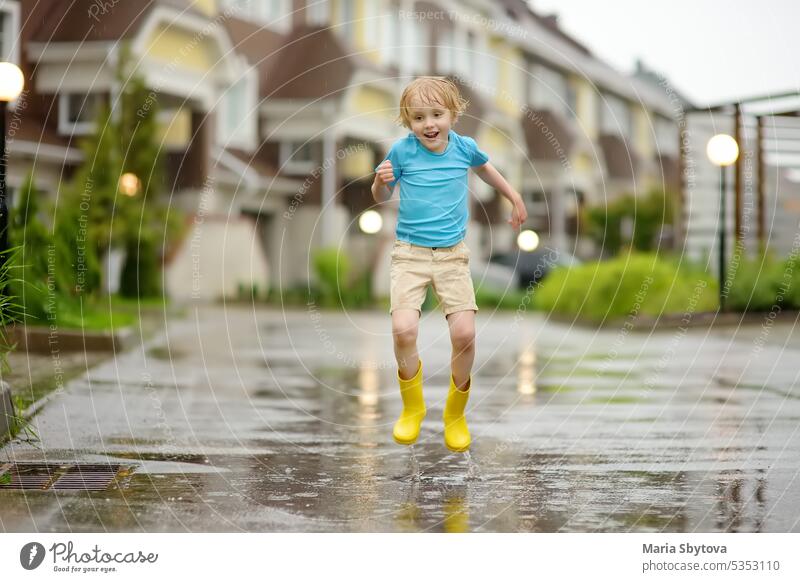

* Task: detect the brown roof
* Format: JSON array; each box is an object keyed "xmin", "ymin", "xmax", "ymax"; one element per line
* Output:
[
  {"xmin": 521, "ymin": 107, "xmax": 575, "ymax": 161},
  {"xmin": 598, "ymin": 133, "xmax": 638, "ymax": 180},
  {"xmin": 226, "ymin": 147, "xmax": 278, "ymax": 178},
  {"xmin": 262, "ymin": 25, "xmax": 383, "ymax": 100},
  {"xmin": 451, "ymin": 77, "xmax": 488, "ymax": 138},
  {"xmin": 27, "ymin": 0, "xmax": 202, "ymax": 43},
  {"xmin": 223, "ymin": 16, "xmax": 286, "ymax": 99}
]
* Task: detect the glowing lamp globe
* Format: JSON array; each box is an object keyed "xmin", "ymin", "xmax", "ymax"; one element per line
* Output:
[
  {"xmin": 358, "ymin": 210, "xmax": 382, "ymax": 234},
  {"xmin": 517, "ymin": 229, "xmax": 539, "ymax": 252},
  {"xmin": 0, "ymin": 62, "xmax": 24, "ymax": 102},
  {"xmin": 119, "ymin": 173, "xmax": 141, "ymax": 197},
  {"xmin": 706, "ymin": 134, "xmax": 739, "ymax": 167}
]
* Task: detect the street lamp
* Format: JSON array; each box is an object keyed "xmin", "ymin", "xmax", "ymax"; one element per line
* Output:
[
  {"xmin": 0, "ymin": 62, "xmax": 24, "ymax": 290},
  {"xmin": 706, "ymin": 133, "xmax": 739, "ymax": 311},
  {"xmin": 358, "ymin": 209, "xmax": 382, "ymax": 234},
  {"xmin": 517, "ymin": 229, "xmax": 540, "ymax": 252},
  {"xmin": 118, "ymin": 172, "xmax": 141, "ymax": 197}
]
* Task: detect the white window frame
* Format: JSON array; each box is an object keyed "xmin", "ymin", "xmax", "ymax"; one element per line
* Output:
[
  {"xmin": 0, "ymin": 0, "xmax": 21, "ymax": 65},
  {"xmin": 280, "ymin": 140, "xmax": 318, "ymax": 174},
  {"xmin": 223, "ymin": 0, "xmax": 291, "ymax": 32},
  {"xmin": 404, "ymin": 18, "xmax": 428, "ymax": 74},
  {"xmin": 600, "ymin": 92, "xmax": 632, "ymax": 136},
  {"xmin": 338, "ymin": 0, "xmax": 355, "ymax": 40},
  {"xmin": 436, "ymin": 25, "xmax": 454, "ymax": 73},
  {"xmin": 380, "ymin": 6, "xmax": 401, "ymax": 66},
  {"xmin": 362, "ymin": 0, "xmax": 379, "ymax": 50},
  {"xmin": 307, "ymin": 0, "xmax": 331, "ymax": 26},
  {"xmin": 58, "ymin": 93, "xmax": 104, "ymax": 136},
  {"xmin": 217, "ymin": 67, "xmax": 258, "ymax": 151}
]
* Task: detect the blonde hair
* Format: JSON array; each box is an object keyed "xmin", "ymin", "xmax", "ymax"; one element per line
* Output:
[{"xmin": 396, "ymin": 77, "xmax": 468, "ymax": 129}]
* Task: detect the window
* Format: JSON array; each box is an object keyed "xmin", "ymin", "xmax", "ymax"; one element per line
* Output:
[
  {"xmin": 530, "ymin": 64, "xmax": 570, "ymax": 116},
  {"xmin": 380, "ymin": 8, "xmax": 401, "ymax": 66},
  {"xmin": 402, "ymin": 11, "xmax": 427, "ymax": 73},
  {"xmin": 362, "ymin": 0, "xmax": 379, "ymax": 50},
  {"xmin": 223, "ymin": 0, "xmax": 290, "ymax": 31},
  {"xmin": 0, "ymin": 12, "xmax": 6, "ymax": 61},
  {"xmin": 655, "ymin": 115, "xmax": 678, "ymax": 155},
  {"xmin": 339, "ymin": 0, "xmax": 354, "ymax": 40},
  {"xmin": 280, "ymin": 141, "xmax": 319, "ymax": 174},
  {"xmin": 218, "ymin": 69, "xmax": 257, "ymax": 150},
  {"xmin": 0, "ymin": 1, "xmax": 20, "ymax": 64},
  {"xmin": 600, "ymin": 92, "xmax": 632, "ymax": 136},
  {"xmin": 436, "ymin": 26, "xmax": 453, "ymax": 73},
  {"xmin": 466, "ymin": 30, "xmax": 477, "ymax": 76},
  {"xmin": 306, "ymin": 0, "xmax": 330, "ymax": 26},
  {"xmin": 58, "ymin": 93, "xmax": 105, "ymax": 135}
]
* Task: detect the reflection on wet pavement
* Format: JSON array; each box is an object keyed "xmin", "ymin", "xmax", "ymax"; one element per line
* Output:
[{"xmin": 1, "ymin": 306, "xmax": 799, "ymax": 532}]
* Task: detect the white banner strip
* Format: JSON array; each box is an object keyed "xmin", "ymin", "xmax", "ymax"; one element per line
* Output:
[{"xmin": 1, "ymin": 533, "xmax": 798, "ymax": 580}]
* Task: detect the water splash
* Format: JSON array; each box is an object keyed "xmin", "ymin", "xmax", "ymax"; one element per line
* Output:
[
  {"xmin": 464, "ymin": 451, "xmax": 482, "ymax": 481},
  {"xmin": 408, "ymin": 445, "xmax": 422, "ymax": 482}
]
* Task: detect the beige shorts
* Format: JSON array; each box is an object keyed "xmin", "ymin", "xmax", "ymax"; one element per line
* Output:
[{"xmin": 389, "ymin": 239, "xmax": 479, "ymax": 317}]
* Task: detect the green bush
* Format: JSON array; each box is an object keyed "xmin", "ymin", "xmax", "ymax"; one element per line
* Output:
[
  {"xmin": 311, "ymin": 247, "xmax": 375, "ymax": 309},
  {"xmin": 474, "ymin": 285, "xmax": 529, "ymax": 310},
  {"xmin": 7, "ymin": 172, "xmax": 51, "ymax": 321},
  {"xmin": 312, "ymin": 247, "xmax": 350, "ymax": 307},
  {"xmin": 725, "ymin": 249, "xmax": 792, "ymax": 312},
  {"xmin": 534, "ymin": 251, "xmax": 718, "ymax": 322},
  {"xmin": 582, "ymin": 188, "xmax": 675, "ymax": 256},
  {"xmin": 119, "ymin": 234, "xmax": 162, "ymax": 299},
  {"xmin": 783, "ymin": 253, "xmax": 800, "ymax": 309}
]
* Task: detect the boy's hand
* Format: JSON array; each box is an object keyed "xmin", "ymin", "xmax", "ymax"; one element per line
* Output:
[
  {"xmin": 508, "ymin": 195, "xmax": 528, "ymax": 230},
  {"xmin": 375, "ymin": 160, "xmax": 395, "ymax": 186}
]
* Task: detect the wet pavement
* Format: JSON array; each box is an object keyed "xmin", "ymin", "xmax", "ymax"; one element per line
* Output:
[{"xmin": 1, "ymin": 305, "xmax": 799, "ymax": 532}]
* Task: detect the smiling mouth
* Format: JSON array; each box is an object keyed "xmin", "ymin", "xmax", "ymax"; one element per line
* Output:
[{"xmin": 423, "ymin": 130, "xmax": 439, "ymax": 139}]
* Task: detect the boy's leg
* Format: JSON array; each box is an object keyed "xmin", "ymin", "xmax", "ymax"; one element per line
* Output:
[
  {"xmin": 392, "ymin": 308, "xmax": 421, "ymax": 378},
  {"xmin": 445, "ymin": 309, "xmax": 476, "ymax": 391},
  {"xmin": 391, "ymin": 308, "xmax": 426, "ymax": 445}
]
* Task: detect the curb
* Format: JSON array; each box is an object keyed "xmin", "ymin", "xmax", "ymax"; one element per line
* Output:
[
  {"xmin": 0, "ymin": 380, "xmax": 17, "ymax": 443},
  {"xmin": 5, "ymin": 325, "xmax": 135, "ymax": 354},
  {"xmin": 548, "ymin": 309, "xmax": 800, "ymax": 331}
]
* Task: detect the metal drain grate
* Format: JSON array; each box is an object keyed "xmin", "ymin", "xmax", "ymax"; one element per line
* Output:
[{"xmin": 0, "ymin": 463, "xmax": 128, "ymax": 491}]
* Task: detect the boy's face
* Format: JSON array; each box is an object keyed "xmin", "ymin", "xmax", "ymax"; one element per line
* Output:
[{"xmin": 407, "ymin": 96, "xmax": 456, "ymax": 153}]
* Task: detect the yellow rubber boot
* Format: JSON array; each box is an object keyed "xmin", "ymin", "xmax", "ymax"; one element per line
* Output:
[
  {"xmin": 443, "ymin": 375, "xmax": 471, "ymax": 452},
  {"xmin": 393, "ymin": 359, "xmax": 426, "ymax": 445}
]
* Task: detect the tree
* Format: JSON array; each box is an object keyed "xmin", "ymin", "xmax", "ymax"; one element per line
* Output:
[{"xmin": 57, "ymin": 44, "xmax": 182, "ymax": 298}]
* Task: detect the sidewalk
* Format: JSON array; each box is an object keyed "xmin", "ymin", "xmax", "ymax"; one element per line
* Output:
[{"xmin": 1, "ymin": 305, "xmax": 799, "ymax": 532}]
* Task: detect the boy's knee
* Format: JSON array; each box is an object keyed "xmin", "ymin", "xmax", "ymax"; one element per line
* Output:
[
  {"xmin": 451, "ymin": 326, "xmax": 475, "ymax": 349},
  {"xmin": 393, "ymin": 322, "xmax": 418, "ymax": 346}
]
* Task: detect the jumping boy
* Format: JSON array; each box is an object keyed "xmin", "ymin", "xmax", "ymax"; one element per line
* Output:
[{"xmin": 372, "ymin": 77, "xmax": 527, "ymax": 453}]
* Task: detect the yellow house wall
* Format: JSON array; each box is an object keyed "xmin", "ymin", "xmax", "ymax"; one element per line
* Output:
[
  {"xmin": 632, "ymin": 106, "xmax": 654, "ymax": 161},
  {"xmin": 192, "ymin": 0, "xmax": 217, "ymax": 17},
  {"xmin": 157, "ymin": 108, "xmax": 192, "ymax": 149},
  {"xmin": 145, "ymin": 25, "xmax": 217, "ymax": 71},
  {"xmin": 573, "ymin": 78, "xmax": 598, "ymax": 141},
  {"xmin": 351, "ymin": 85, "xmax": 395, "ymax": 120},
  {"xmin": 489, "ymin": 38, "xmax": 523, "ymax": 117}
]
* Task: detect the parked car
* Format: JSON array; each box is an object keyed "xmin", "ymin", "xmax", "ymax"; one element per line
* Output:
[{"xmin": 488, "ymin": 247, "xmax": 581, "ymax": 288}]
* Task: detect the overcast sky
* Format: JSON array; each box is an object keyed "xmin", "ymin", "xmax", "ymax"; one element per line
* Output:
[{"xmin": 528, "ymin": 0, "xmax": 800, "ymax": 106}]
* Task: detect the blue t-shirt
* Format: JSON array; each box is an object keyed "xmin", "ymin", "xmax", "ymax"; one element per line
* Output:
[{"xmin": 374, "ymin": 129, "xmax": 489, "ymax": 247}]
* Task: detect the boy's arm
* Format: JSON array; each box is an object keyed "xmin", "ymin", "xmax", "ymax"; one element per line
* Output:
[
  {"xmin": 472, "ymin": 162, "xmax": 528, "ymax": 230},
  {"xmin": 372, "ymin": 159, "xmax": 396, "ymax": 203},
  {"xmin": 371, "ymin": 176, "xmax": 392, "ymax": 204}
]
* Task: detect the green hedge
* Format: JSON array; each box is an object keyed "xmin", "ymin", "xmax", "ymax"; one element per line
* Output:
[
  {"xmin": 725, "ymin": 249, "xmax": 800, "ymax": 311},
  {"xmin": 534, "ymin": 252, "xmax": 718, "ymax": 322}
]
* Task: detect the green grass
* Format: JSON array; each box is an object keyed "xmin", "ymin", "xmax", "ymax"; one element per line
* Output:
[{"xmin": 20, "ymin": 295, "xmax": 138, "ymax": 331}]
